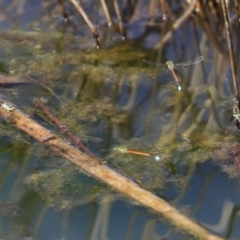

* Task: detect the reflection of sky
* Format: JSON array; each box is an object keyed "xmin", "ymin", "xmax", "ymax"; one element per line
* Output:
[
  {"xmin": 0, "ymin": 0, "xmax": 43, "ymax": 29},
  {"xmin": 179, "ymin": 161, "xmax": 240, "ymax": 239},
  {"xmin": 35, "ymin": 197, "xmax": 193, "ymax": 240}
]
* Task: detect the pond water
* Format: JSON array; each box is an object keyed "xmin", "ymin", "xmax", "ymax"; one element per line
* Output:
[{"xmin": 0, "ymin": 1, "xmax": 239, "ymax": 239}]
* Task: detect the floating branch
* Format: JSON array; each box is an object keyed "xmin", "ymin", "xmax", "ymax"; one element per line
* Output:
[{"xmin": 0, "ymin": 104, "xmax": 223, "ymax": 240}]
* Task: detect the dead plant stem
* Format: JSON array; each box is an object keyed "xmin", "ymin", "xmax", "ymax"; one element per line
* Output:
[
  {"xmin": 154, "ymin": 0, "xmax": 197, "ymax": 50},
  {"xmin": 33, "ymin": 98, "xmax": 100, "ymax": 161},
  {"xmin": 68, "ymin": 0, "xmax": 102, "ymax": 48},
  {"xmin": 220, "ymin": 0, "xmax": 239, "ymax": 103}
]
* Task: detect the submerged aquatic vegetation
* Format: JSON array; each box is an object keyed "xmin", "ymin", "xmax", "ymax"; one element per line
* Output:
[
  {"xmin": 212, "ymin": 142, "xmax": 240, "ymax": 178},
  {"xmin": 59, "ymin": 98, "xmax": 128, "ymax": 125},
  {"xmin": 25, "ymin": 169, "xmax": 109, "ymax": 211},
  {"xmin": 0, "ymin": 201, "xmax": 21, "ymax": 216}
]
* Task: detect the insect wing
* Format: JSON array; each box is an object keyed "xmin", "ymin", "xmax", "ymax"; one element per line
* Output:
[
  {"xmin": 175, "ymin": 56, "xmax": 204, "ymax": 67},
  {"xmin": 142, "ymin": 59, "xmax": 166, "ymax": 68}
]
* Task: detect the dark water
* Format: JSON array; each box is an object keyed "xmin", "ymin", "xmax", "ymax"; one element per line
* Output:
[{"xmin": 0, "ymin": 1, "xmax": 239, "ymax": 239}]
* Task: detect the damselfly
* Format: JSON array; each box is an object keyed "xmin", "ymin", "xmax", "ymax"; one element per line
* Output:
[
  {"xmin": 143, "ymin": 56, "xmax": 204, "ymax": 91},
  {"xmin": 114, "ymin": 146, "xmax": 161, "ymax": 161},
  {"xmin": 232, "ymin": 100, "xmax": 240, "ymax": 129},
  {"xmin": 224, "ymin": 78, "xmax": 240, "ymax": 130},
  {"xmin": 225, "ymin": 98, "xmax": 240, "ymax": 130},
  {"xmin": 114, "ymin": 146, "xmax": 183, "ymax": 187}
]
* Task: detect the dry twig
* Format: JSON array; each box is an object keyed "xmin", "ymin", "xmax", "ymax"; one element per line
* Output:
[
  {"xmin": 68, "ymin": 0, "xmax": 103, "ymax": 48},
  {"xmin": 57, "ymin": 0, "xmax": 77, "ymax": 31},
  {"xmin": 33, "ymin": 98, "xmax": 100, "ymax": 161},
  {"xmin": 220, "ymin": 0, "xmax": 239, "ymax": 103},
  {"xmin": 113, "ymin": 0, "xmax": 126, "ymax": 38},
  {"xmin": 154, "ymin": 0, "xmax": 197, "ymax": 50},
  {"xmin": 99, "ymin": 0, "xmax": 113, "ymax": 27}
]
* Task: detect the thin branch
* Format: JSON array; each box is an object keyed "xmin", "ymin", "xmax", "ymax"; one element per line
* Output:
[
  {"xmin": 220, "ymin": 0, "xmax": 239, "ymax": 103},
  {"xmin": 113, "ymin": 0, "xmax": 126, "ymax": 39},
  {"xmin": 33, "ymin": 98, "xmax": 100, "ymax": 161},
  {"xmin": 154, "ymin": 0, "xmax": 197, "ymax": 50},
  {"xmin": 0, "ymin": 74, "xmax": 61, "ymax": 102},
  {"xmin": 159, "ymin": 0, "xmax": 170, "ymax": 19},
  {"xmin": 57, "ymin": 0, "xmax": 77, "ymax": 31},
  {"xmin": 68, "ymin": 0, "xmax": 103, "ymax": 48},
  {"xmin": 197, "ymin": 3, "xmax": 229, "ymax": 58},
  {"xmin": 99, "ymin": 0, "xmax": 113, "ymax": 27}
]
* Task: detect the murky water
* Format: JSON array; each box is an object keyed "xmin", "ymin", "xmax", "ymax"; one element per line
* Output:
[{"xmin": 0, "ymin": 1, "xmax": 239, "ymax": 239}]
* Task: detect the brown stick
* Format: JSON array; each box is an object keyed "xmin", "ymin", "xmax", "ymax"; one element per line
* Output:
[
  {"xmin": 0, "ymin": 105, "xmax": 223, "ymax": 240},
  {"xmin": 154, "ymin": 0, "xmax": 197, "ymax": 50},
  {"xmin": 0, "ymin": 74, "xmax": 32, "ymax": 84},
  {"xmin": 113, "ymin": 0, "xmax": 126, "ymax": 38},
  {"xmin": 68, "ymin": 0, "xmax": 103, "ymax": 48},
  {"xmin": 33, "ymin": 98, "xmax": 100, "ymax": 161},
  {"xmin": 99, "ymin": 0, "xmax": 113, "ymax": 27},
  {"xmin": 159, "ymin": 0, "xmax": 170, "ymax": 19},
  {"xmin": 220, "ymin": 0, "xmax": 239, "ymax": 103},
  {"xmin": 197, "ymin": 4, "xmax": 228, "ymax": 58},
  {"xmin": 57, "ymin": 0, "xmax": 77, "ymax": 31}
]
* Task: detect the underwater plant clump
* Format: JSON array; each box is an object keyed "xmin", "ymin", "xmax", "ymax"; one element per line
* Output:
[
  {"xmin": 24, "ymin": 168, "xmax": 109, "ymax": 211},
  {"xmin": 212, "ymin": 142, "xmax": 240, "ymax": 178}
]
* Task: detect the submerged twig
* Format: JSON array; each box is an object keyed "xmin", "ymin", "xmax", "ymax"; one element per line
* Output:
[
  {"xmin": 99, "ymin": 0, "xmax": 113, "ymax": 27},
  {"xmin": 99, "ymin": 0, "xmax": 126, "ymax": 38},
  {"xmin": 159, "ymin": 0, "xmax": 169, "ymax": 19},
  {"xmin": 33, "ymin": 98, "xmax": 100, "ymax": 161},
  {"xmin": 68, "ymin": 0, "xmax": 103, "ymax": 48},
  {"xmin": 197, "ymin": 4, "xmax": 228, "ymax": 58},
  {"xmin": 26, "ymin": 75, "xmax": 62, "ymax": 102},
  {"xmin": 220, "ymin": 0, "xmax": 239, "ymax": 104},
  {"xmin": 0, "ymin": 74, "xmax": 61, "ymax": 102},
  {"xmin": 0, "ymin": 105, "xmax": 223, "ymax": 240},
  {"xmin": 57, "ymin": 0, "xmax": 77, "ymax": 31},
  {"xmin": 113, "ymin": 0, "xmax": 126, "ymax": 39},
  {"xmin": 0, "ymin": 74, "xmax": 32, "ymax": 84},
  {"xmin": 154, "ymin": 0, "xmax": 197, "ymax": 50}
]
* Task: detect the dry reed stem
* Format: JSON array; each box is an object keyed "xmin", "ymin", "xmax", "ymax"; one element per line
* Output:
[
  {"xmin": 113, "ymin": 0, "xmax": 126, "ymax": 38},
  {"xmin": 159, "ymin": 0, "xmax": 170, "ymax": 18},
  {"xmin": 57, "ymin": 0, "xmax": 77, "ymax": 31},
  {"xmin": 99, "ymin": 0, "xmax": 113, "ymax": 27},
  {"xmin": 33, "ymin": 98, "xmax": 100, "ymax": 161},
  {"xmin": 220, "ymin": 0, "xmax": 239, "ymax": 103},
  {"xmin": 154, "ymin": 0, "xmax": 197, "ymax": 50},
  {"xmin": 68, "ymin": 0, "xmax": 102, "ymax": 47},
  {"xmin": 197, "ymin": 2, "xmax": 228, "ymax": 58},
  {"xmin": 0, "ymin": 74, "xmax": 61, "ymax": 102},
  {"xmin": 0, "ymin": 74, "xmax": 32, "ymax": 84},
  {"xmin": 0, "ymin": 105, "xmax": 223, "ymax": 240}
]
